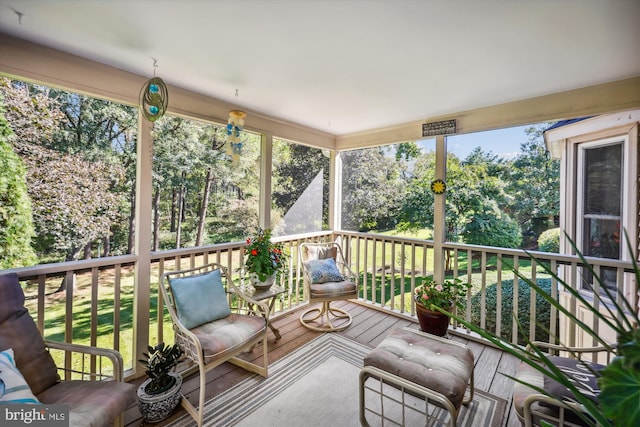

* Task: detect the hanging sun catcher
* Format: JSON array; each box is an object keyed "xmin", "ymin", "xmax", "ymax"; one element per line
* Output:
[{"xmin": 139, "ymin": 61, "xmax": 168, "ymax": 122}]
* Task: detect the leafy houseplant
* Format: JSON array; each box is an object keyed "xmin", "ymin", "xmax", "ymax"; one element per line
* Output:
[
  {"xmin": 443, "ymin": 232, "xmax": 640, "ymax": 427},
  {"xmin": 415, "ymin": 276, "xmax": 470, "ymax": 336},
  {"xmin": 244, "ymin": 228, "xmax": 286, "ymax": 282},
  {"xmin": 137, "ymin": 342, "xmax": 184, "ymax": 423},
  {"xmin": 139, "ymin": 342, "xmax": 183, "ymax": 394}
]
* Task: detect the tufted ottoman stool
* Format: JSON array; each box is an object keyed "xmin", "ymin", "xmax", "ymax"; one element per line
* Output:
[{"xmin": 359, "ymin": 327, "xmax": 474, "ymax": 427}]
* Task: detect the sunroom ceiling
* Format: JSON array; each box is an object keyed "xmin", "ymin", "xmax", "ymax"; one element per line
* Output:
[{"xmin": 0, "ymin": 0, "xmax": 638, "ymax": 136}]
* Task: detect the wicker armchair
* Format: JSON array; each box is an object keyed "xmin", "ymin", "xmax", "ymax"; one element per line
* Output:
[
  {"xmin": 160, "ymin": 263, "xmax": 269, "ymax": 427},
  {"xmin": 0, "ymin": 272, "xmax": 135, "ymax": 427},
  {"xmin": 513, "ymin": 341, "xmax": 614, "ymax": 427},
  {"xmin": 298, "ymin": 242, "xmax": 358, "ymax": 332}
]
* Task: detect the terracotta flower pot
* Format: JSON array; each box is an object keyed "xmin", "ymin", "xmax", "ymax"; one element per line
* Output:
[{"xmin": 415, "ymin": 302, "xmax": 451, "ymax": 336}]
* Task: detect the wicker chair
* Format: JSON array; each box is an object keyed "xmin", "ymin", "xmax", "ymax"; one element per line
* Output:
[
  {"xmin": 0, "ymin": 272, "xmax": 135, "ymax": 427},
  {"xmin": 160, "ymin": 263, "xmax": 269, "ymax": 427},
  {"xmin": 513, "ymin": 341, "xmax": 614, "ymax": 427},
  {"xmin": 298, "ymin": 242, "xmax": 358, "ymax": 332}
]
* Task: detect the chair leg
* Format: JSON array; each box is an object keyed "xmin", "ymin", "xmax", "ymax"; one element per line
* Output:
[
  {"xmin": 180, "ymin": 361, "xmax": 207, "ymax": 427},
  {"xmin": 299, "ymin": 301, "xmax": 353, "ymax": 332}
]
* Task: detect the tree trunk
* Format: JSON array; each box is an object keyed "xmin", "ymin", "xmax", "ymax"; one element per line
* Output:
[
  {"xmin": 175, "ymin": 186, "xmax": 185, "ymax": 249},
  {"xmin": 102, "ymin": 236, "xmax": 110, "ymax": 257},
  {"xmin": 170, "ymin": 189, "xmax": 177, "ymax": 232},
  {"xmin": 195, "ymin": 169, "xmax": 214, "ymax": 246}
]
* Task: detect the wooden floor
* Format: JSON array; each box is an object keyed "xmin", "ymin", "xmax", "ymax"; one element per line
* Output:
[{"xmin": 125, "ymin": 301, "xmax": 522, "ymax": 427}]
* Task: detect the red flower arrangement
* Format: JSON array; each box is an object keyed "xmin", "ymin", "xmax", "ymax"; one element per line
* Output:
[{"xmin": 244, "ymin": 228, "xmax": 287, "ymax": 281}]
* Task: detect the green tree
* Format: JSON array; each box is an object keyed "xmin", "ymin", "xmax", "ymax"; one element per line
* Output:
[
  {"xmin": 0, "ymin": 98, "xmax": 36, "ymax": 268},
  {"xmin": 462, "ymin": 201, "xmax": 522, "ymax": 248},
  {"xmin": 341, "ymin": 147, "xmax": 405, "ymax": 231},
  {"xmin": 14, "ymin": 142, "xmax": 125, "ymax": 261},
  {"xmin": 504, "ymin": 123, "xmax": 560, "ymax": 246},
  {"xmin": 1, "ymin": 79, "xmax": 136, "ymax": 260}
]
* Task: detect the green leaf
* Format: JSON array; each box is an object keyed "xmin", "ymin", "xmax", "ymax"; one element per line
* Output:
[{"xmin": 599, "ymin": 357, "xmax": 640, "ymax": 427}]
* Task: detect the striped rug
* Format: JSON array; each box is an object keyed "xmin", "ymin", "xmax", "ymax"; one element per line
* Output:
[{"xmin": 167, "ymin": 333, "xmax": 506, "ymax": 427}]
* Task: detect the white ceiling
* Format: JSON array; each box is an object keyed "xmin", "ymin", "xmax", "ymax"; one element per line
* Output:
[{"xmin": 0, "ymin": 0, "xmax": 639, "ymax": 136}]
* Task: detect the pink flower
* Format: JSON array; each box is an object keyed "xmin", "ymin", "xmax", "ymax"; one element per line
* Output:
[
  {"xmin": 435, "ymin": 284, "xmax": 443, "ymax": 292},
  {"xmin": 422, "ymin": 293, "xmax": 429, "ymax": 300}
]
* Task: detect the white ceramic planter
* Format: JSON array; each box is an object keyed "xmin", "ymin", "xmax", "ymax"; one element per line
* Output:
[
  {"xmin": 249, "ymin": 272, "xmax": 276, "ymax": 290},
  {"xmin": 137, "ymin": 372, "xmax": 183, "ymax": 423}
]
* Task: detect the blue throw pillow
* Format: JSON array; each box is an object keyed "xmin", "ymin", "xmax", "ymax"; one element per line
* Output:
[
  {"xmin": 305, "ymin": 258, "xmax": 344, "ymax": 284},
  {"xmin": 169, "ymin": 269, "xmax": 231, "ymax": 329},
  {"xmin": 0, "ymin": 348, "xmax": 40, "ymax": 404}
]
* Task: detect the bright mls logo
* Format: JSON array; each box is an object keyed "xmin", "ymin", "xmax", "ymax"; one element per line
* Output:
[{"xmin": 1, "ymin": 404, "xmax": 69, "ymax": 426}]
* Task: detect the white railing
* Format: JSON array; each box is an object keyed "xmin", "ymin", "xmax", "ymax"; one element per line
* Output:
[{"xmin": 4, "ymin": 231, "xmax": 636, "ymax": 377}]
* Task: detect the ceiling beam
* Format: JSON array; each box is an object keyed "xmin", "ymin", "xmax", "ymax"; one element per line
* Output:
[{"xmin": 337, "ymin": 76, "xmax": 640, "ymax": 150}]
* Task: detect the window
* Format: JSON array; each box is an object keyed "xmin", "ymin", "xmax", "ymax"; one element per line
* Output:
[{"xmin": 577, "ymin": 138, "xmax": 624, "ymax": 291}]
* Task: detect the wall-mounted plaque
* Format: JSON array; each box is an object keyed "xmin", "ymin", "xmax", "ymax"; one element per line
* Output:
[{"xmin": 422, "ymin": 119, "xmax": 456, "ymax": 137}]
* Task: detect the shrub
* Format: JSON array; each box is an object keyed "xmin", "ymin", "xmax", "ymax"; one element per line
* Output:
[
  {"xmin": 463, "ymin": 208, "xmax": 522, "ymax": 249},
  {"xmin": 465, "ymin": 278, "xmax": 557, "ymax": 345},
  {"xmin": 538, "ymin": 227, "xmax": 560, "ymax": 252}
]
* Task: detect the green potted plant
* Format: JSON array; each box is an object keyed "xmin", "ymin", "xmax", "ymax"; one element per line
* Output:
[
  {"xmin": 244, "ymin": 228, "xmax": 287, "ymax": 290},
  {"xmin": 137, "ymin": 342, "xmax": 184, "ymax": 423},
  {"xmin": 443, "ymin": 232, "xmax": 640, "ymax": 427},
  {"xmin": 414, "ymin": 276, "xmax": 470, "ymax": 336}
]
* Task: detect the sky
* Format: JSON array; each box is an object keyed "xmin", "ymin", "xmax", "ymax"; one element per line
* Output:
[{"xmin": 419, "ymin": 125, "xmax": 533, "ymax": 160}]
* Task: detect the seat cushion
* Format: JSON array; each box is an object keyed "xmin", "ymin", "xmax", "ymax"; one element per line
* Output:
[
  {"xmin": 0, "ymin": 273, "xmax": 60, "ymax": 395},
  {"xmin": 543, "ymin": 356, "xmax": 604, "ymax": 405},
  {"xmin": 514, "ymin": 360, "xmax": 593, "ymax": 427},
  {"xmin": 37, "ymin": 379, "xmax": 136, "ymax": 427},
  {"xmin": 169, "ymin": 269, "xmax": 231, "ymax": 329},
  {"xmin": 309, "ymin": 280, "xmax": 357, "ymax": 299},
  {"xmin": 364, "ymin": 328, "xmax": 474, "ymax": 410},
  {"xmin": 190, "ymin": 313, "xmax": 266, "ymax": 360}
]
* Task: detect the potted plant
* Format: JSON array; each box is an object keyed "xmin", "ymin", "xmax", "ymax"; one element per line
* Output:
[
  {"xmin": 137, "ymin": 342, "xmax": 184, "ymax": 423},
  {"xmin": 414, "ymin": 276, "xmax": 470, "ymax": 336},
  {"xmin": 244, "ymin": 228, "xmax": 287, "ymax": 290}
]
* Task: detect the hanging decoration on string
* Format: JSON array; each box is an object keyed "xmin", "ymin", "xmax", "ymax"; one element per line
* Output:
[
  {"xmin": 226, "ymin": 89, "xmax": 246, "ymax": 164},
  {"xmin": 139, "ymin": 59, "xmax": 168, "ymax": 122}
]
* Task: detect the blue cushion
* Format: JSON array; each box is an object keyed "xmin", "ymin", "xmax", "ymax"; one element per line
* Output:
[
  {"xmin": 0, "ymin": 348, "xmax": 40, "ymax": 404},
  {"xmin": 305, "ymin": 258, "xmax": 344, "ymax": 284},
  {"xmin": 169, "ymin": 269, "xmax": 231, "ymax": 329}
]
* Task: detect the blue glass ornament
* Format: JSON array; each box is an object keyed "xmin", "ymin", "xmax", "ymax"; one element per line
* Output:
[
  {"xmin": 149, "ymin": 105, "xmax": 159, "ymax": 115},
  {"xmin": 149, "ymin": 84, "xmax": 159, "ymax": 94}
]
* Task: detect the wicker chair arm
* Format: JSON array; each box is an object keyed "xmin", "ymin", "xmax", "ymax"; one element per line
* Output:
[
  {"xmin": 523, "ymin": 393, "xmax": 591, "ymax": 427},
  {"xmin": 44, "ymin": 340, "xmax": 125, "ymax": 382},
  {"xmin": 525, "ymin": 341, "xmax": 615, "ymax": 364}
]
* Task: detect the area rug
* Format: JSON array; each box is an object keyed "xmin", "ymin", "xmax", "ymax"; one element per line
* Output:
[{"xmin": 167, "ymin": 334, "xmax": 507, "ymax": 427}]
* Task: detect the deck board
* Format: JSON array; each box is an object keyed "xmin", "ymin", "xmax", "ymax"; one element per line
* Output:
[{"xmin": 126, "ymin": 301, "xmax": 519, "ymax": 426}]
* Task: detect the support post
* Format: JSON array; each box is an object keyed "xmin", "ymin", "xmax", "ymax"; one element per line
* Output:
[{"xmin": 433, "ymin": 135, "xmax": 447, "ymax": 284}]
